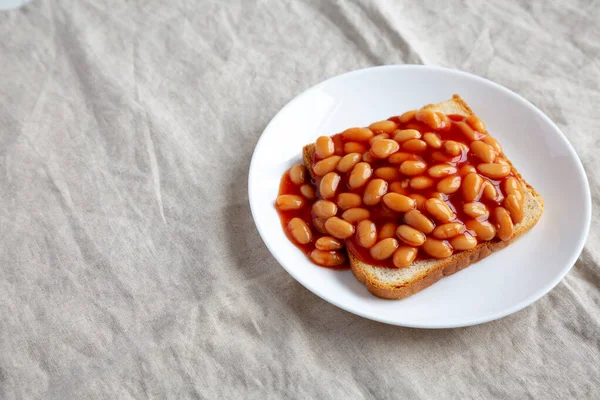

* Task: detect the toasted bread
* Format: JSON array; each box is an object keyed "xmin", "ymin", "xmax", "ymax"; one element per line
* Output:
[{"xmin": 303, "ymin": 95, "xmax": 544, "ymax": 299}]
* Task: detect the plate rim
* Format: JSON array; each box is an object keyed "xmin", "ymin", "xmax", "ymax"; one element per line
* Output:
[{"xmin": 248, "ymin": 64, "xmax": 592, "ymax": 328}]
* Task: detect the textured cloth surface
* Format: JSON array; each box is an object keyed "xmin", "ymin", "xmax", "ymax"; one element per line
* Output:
[{"xmin": 0, "ymin": 0, "xmax": 599, "ymax": 398}]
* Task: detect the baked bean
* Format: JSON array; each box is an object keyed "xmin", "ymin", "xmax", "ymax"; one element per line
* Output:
[
  {"xmin": 444, "ymin": 140, "xmax": 462, "ymax": 156},
  {"xmin": 467, "ymin": 115, "xmax": 486, "ymax": 133},
  {"xmin": 370, "ymin": 139, "xmax": 400, "ymax": 159},
  {"xmin": 463, "ymin": 202, "xmax": 489, "ymax": 220},
  {"xmin": 450, "ymin": 233, "xmax": 478, "ymax": 250},
  {"xmin": 496, "ymin": 158, "xmax": 510, "ymax": 166},
  {"xmin": 402, "ymin": 139, "xmax": 428, "ymax": 152},
  {"xmin": 433, "ymin": 222, "xmax": 465, "ymax": 240},
  {"xmin": 482, "ymin": 135, "xmax": 502, "ymax": 153},
  {"xmin": 465, "ymin": 219, "xmax": 496, "ymax": 241},
  {"xmin": 320, "ymin": 172, "xmax": 341, "ymax": 199},
  {"xmin": 437, "ymin": 175, "xmax": 461, "ymax": 194},
  {"xmin": 369, "ymin": 120, "xmax": 398, "ymax": 133},
  {"xmin": 362, "ymin": 151, "xmax": 373, "ymax": 163},
  {"xmin": 300, "ymin": 184, "xmax": 316, "ymax": 200},
  {"xmin": 430, "ymin": 192, "xmax": 446, "ymax": 201},
  {"xmin": 399, "ymin": 110, "xmax": 417, "ymax": 123},
  {"xmin": 363, "ymin": 179, "xmax": 388, "ymax": 206},
  {"xmin": 437, "ymin": 112, "xmax": 451, "ymax": 129},
  {"xmin": 276, "ymin": 194, "xmax": 305, "ymax": 210},
  {"xmin": 315, "ymin": 236, "xmax": 343, "ymax": 251},
  {"xmin": 410, "ymin": 176, "xmax": 434, "ymax": 190},
  {"xmin": 423, "ymin": 132, "xmax": 442, "ymax": 149},
  {"xmin": 463, "ymin": 172, "xmax": 484, "ymax": 202},
  {"xmin": 342, "ymin": 207, "xmax": 370, "ymax": 223},
  {"xmin": 400, "ymin": 160, "xmax": 427, "ymax": 176},
  {"xmin": 337, "ymin": 193, "xmax": 361, "ymax": 210},
  {"xmin": 428, "ymin": 164, "xmax": 457, "ymax": 178},
  {"xmin": 422, "ymin": 238, "xmax": 453, "ymax": 259},
  {"xmin": 348, "ymin": 162, "xmax": 373, "ymax": 189},
  {"xmin": 315, "ymin": 136, "xmax": 334, "ymax": 159},
  {"xmin": 456, "ymin": 121, "xmax": 479, "ymax": 141},
  {"xmin": 482, "ymin": 180, "xmax": 498, "ymax": 201},
  {"xmin": 470, "ymin": 140, "xmax": 496, "ymax": 163},
  {"xmin": 382, "ymin": 193, "xmax": 415, "ymax": 212},
  {"xmin": 408, "ymin": 194, "xmax": 427, "ymax": 212},
  {"xmin": 404, "ymin": 209, "xmax": 434, "ymax": 234},
  {"xmin": 312, "ymin": 200, "xmax": 337, "ymax": 219},
  {"xmin": 389, "ymin": 181, "xmax": 409, "ymax": 195},
  {"xmin": 389, "ymin": 152, "xmax": 417, "ymax": 164},
  {"xmin": 374, "ymin": 166, "xmax": 400, "ymax": 181},
  {"xmin": 431, "ymin": 151, "xmax": 457, "ymax": 163},
  {"xmin": 337, "ymin": 153, "xmax": 362, "ymax": 173},
  {"xmin": 393, "ymin": 246, "xmax": 418, "ymax": 268},
  {"xmin": 356, "ymin": 220, "xmax": 377, "ymax": 248},
  {"xmin": 494, "ymin": 207, "xmax": 514, "ymax": 240},
  {"xmin": 344, "ymin": 142, "xmax": 367, "ymax": 154},
  {"xmin": 425, "ymin": 198, "xmax": 455, "ymax": 223},
  {"xmin": 370, "ymin": 238, "xmax": 400, "ymax": 260},
  {"xmin": 396, "ymin": 225, "xmax": 426, "ymax": 246},
  {"xmin": 289, "ymin": 164, "xmax": 306, "ymax": 185},
  {"xmin": 404, "ymin": 122, "xmax": 423, "ymax": 131},
  {"xmin": 288, "ymin": 218, "xmax": 312, "ymax": 244},
  {"xmin": 477, "ymin": 163, "xmax": 511, "ymax": 179},
  {"xmin": 342, "ymin": 127, "xmax": 374, "ymax": 142},
  {"xmin": 504, "ymin": 194, "xmax": 524, "ymax": 224},
  {"xmin": 313, "ymin": 217, "xmax": 328, "ymax": 234},
  {"xmin": 310, "ymin": 249, "xmax": 346, "ymax": 267},
  {"xmin": 504, "ymin": 177, "xmax": 524, "ymax": 203},
  {"xmin": 394, "ymin": 129, "xmax": 421, "ymax": 143},
  {"xmin": 416, "ymin": 109, "xmax": 443, "ymax": 130},
  {"xmin": 325, "ymin": 217, "xmax": 355, "ymax": 239},
  {"xmin": 313, "ymin": 155, "xmax": 342, "ymax": 176},
  {"xmin": 458, "ymin": 164, "xmax": 477, "ymax": 176},
  {"xmin": 379, "ymin": 222, "xmax": 398, "ymax": 240},
  {"xmin": 369, "ymin": 133, "xmax": 390, "ymax": 145}
]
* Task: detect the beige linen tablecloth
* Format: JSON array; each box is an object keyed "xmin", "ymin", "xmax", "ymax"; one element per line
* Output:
[{"xmin": 0, "ymin": 0, "xmax": 598, "ymax": 398}]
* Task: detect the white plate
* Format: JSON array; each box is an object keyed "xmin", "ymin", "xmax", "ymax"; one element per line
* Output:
[{"xmin": 248, "ymin": 65, "xmax": 591, "ymax": 328}]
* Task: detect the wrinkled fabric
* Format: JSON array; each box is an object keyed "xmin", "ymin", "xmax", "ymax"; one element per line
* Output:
[{"xmin": 0, "ymin": 0, "xmax": 599, "ymax": 398}]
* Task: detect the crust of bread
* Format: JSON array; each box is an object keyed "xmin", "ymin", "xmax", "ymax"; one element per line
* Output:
[{"xmin": 303, "ymin": 95, "xmax": 544, "ymax": 299}]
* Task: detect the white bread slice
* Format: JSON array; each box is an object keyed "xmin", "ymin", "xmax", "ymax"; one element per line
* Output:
[{"xmin": 303, "ymin": 95, "xmax": 544, "ymax": 299}]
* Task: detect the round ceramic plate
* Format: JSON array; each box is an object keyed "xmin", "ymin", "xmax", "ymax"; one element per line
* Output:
[{"xmin": 248, "ymin": 65, "xmax": 591, "ymax": 328}]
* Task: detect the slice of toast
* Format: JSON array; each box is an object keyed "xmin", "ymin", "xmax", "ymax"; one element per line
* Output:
[{"xmin": 303, "ymin": 95, "xmax": 544, "ymax": 299}]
